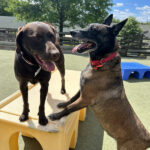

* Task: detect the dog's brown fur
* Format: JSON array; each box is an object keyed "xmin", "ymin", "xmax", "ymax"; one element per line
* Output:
[
  {"xmin": 15, "ymin": 22, "xmax": 66, "ymax": 125},
  {"xmin": 87, "ymin": 56, "xmax": 150, "ymax": 150},
  {"xmin": 49, "ymin": 15, "xmax": 150, "ymax": 149}
]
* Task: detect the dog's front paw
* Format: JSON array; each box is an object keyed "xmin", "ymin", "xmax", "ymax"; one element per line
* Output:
[
  {"xmin": 57, "ymin": 102, "xmax": 68, "ymax": 108},
  {"xmin": 61, "ymin": 88, "xmax": 66, "ymax": 94},
  {"xmin": 49, "ymin": 113, "xmax": 61, "ymax": 121},
  {"xmin": 39, "ymin": 117, "xmax": 48, "ymax": 126},
  {"xmin": 19, "ymin": 114, "xmax": 29, "ymax": 122}
]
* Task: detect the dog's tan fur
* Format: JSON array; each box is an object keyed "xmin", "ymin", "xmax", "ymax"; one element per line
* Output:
[
  {"xmin": 87, "ymin": 55, "xmax": 150, "ymax": 150},
  {"xmin": 50, "ymin": 15, "xmax": 150, "ymax": 149},
  {"xmin": 51, "ymin": 52, "xmax": 150, "ymax": 150}
]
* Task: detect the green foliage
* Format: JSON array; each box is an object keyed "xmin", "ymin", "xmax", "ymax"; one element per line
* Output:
[
  {"xmin": 6, "ymin": 0, "xmax": 113, "ymax": 31},
  {"xmin": 0, "ymin": 0, "xmax": 13, "ymax": 16},
  {"xmin": 147, "ymin": 22, "xmax": 150, "ymax": 25},
  {"xmin": 118, "ymin": 17, "xmax": 143, "ymax": 56},
  {"xmin": 119, "ymin": 17, "xmax": 142, "ymax": 39},
  {"xmin": 112, "ymin": 18, "xmax": 120, "ymax": 23},
  {"xmin": 74, "ymin": 0, "xmax": 113, "ymax": 27},
  {"xmin": 141, "ymin": 22, "xmax": 150, "ymax": 25}
]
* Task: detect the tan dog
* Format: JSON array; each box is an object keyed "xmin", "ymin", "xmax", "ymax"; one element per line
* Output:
[{"xmin": 49, "ymin": 14, "xmax": 150, "ymax": 150}]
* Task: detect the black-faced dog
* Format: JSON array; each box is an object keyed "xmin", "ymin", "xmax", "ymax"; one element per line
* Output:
[
  {"xmin": 49, "ymin": 15, "xmax": 150, "ymax": 149},
  {"xmin": 14, "ymin": 22, "xmax": 66, "ymax": 125}
]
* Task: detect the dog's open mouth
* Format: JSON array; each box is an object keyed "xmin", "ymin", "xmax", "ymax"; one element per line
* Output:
[
  {"xmin": 34, "ymin": 55, "xmax": 55, "ymax": 72},
  {"xmin": 72, "ymin": 41, "xmax": 96, "ymax": 53}
]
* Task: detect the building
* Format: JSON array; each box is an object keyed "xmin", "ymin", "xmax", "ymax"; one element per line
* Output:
[{"xmin": 0, "ymin": 16, "xmax": 25, "ymax": 29}]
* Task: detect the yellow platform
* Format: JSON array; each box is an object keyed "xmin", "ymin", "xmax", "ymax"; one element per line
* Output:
[{"xmin": 0, "ymin": 70, "xmax": 86, "ymax": 150}]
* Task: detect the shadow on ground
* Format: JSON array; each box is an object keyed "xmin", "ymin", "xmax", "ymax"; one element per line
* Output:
[
  {"xmin": 126, "ymin": 77, "xmax": 150, "ymax": 83},
  {"xmin": 74, "ymin": 108, "xmax": 104, "ymax": 150}
]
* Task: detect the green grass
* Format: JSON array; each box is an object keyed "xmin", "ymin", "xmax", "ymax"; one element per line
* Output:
[
  {"xmin": 0, "ymin": 50, "xmax": 18, "ymax": 100},
  {"xmin": 0, "ymin": 50, "xmax": 150, "ymax": 150}
]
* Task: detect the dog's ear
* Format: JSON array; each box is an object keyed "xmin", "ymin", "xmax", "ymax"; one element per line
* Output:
[
  {"xmin": 55, "ymin": 33, "xmax": 61, "ymax": 51},
  {"xmin": 103, "ymin": 14, "xmax": 113, "ymax": 25},
  {"xmin": 45, "ymin": 22, "xmax": 58, "ymax": 38},
  {"xmin": 46, "ymin": 23, "xmax": 62, "ymax": 51},
  {"xmin": 111, "ymin": 19, "xmax": 128, "ymax": 36},
  {"xmin": 16, "ymin": 26, "xmax": 24, "ymax": 53},
  {"xmin": 45, "ymin": 22, "xmax": 62, "ymax": 51},
  {"xmin": 46, "ymin": 23, "xmax": 57, "ymax": 35}
]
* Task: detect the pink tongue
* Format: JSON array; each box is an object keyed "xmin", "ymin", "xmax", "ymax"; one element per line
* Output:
[
  {"xmin": 34, "ymin": 55, "xmax": 55, "ymax": 72},
  {"xmin": 42, "ymin": 61, "xmax": 55, "ymax": 72},
  {"xmin": 72, "ymin": 43, "xmax": 92, "ymax": 53}
]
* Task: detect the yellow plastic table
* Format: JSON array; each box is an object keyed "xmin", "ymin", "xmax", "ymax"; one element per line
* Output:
[{"xmin": 0, "ymin": 70, "xmax": 86, "ymax": 150}]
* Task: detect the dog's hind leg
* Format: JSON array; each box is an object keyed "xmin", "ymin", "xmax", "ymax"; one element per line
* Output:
[
  {"xmin": 38, "ymin": 81, "xmax": 49, "ymax": 125},
  {"xmin": 19, "ymin": 81, "xmax": 30, "ymax": 122},
  {"xmin": 57, "ymin": 90, "xmax": 80, "ymax": 108},
  {"xmin": 55, "ymin": 52, "xmax": 66, "ymax": 94}
]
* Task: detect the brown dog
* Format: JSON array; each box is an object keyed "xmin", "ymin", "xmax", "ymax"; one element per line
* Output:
[
  {"xmin": 49, "ymin": 15, "xmax": 150, "ymax": 149},
  {"xmin": 14, "ymin": 22, "xmax": 66, "ymax": 125}
]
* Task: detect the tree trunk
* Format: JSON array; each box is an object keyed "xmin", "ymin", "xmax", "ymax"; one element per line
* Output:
[{"xmin": 59, "ymin": 6, "xmax": 64, "ymax": 45}]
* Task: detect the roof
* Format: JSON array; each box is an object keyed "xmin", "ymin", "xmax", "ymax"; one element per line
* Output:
[
  {"xmin": 0, "ymin": 16, "xmax": 25, "ymax": 29},
  {"xmin": 0, "ymin": 16, "xmax": 150, "ymax": 38},
  {"xmin": 140, "ymin": 24, "xmax": 150, "ymax": 38}
]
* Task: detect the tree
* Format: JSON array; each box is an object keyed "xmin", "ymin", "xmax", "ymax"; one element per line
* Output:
[
  {"xmin": 75, "ymin": 0, "xmax": 113, "ymax": 27},
  {"xmin": 147, "ymin": 22, "xmax": 150, "ymax": 25},
  {"xmin": 6, "ymin": 0, "xmax": 113, "ymax": 34},
  {"xmin": 119, "ymin": 17, "xmax": 143, "ymax": 56},
  {"xmin": 6, "ymin": 0, "xmax": 81, "ymax": 44},
  {"xmin": 0, "ymin": 0, "xmax": 13, "ymax": 16},
  {"xmin": 112, "ymin": 18, "xmax": 120, "ymax": 23}
]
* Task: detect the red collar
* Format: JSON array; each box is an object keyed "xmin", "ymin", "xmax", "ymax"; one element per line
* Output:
[{"xmin": 90, "ymin": 51, "xmax": 118, "ymax": 70}]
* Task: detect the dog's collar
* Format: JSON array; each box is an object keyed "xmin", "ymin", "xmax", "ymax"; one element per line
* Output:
[
  {"xmin": 90, "ymin": 51, "xmax": 118, "ymax": 70},
  {"xmin": 20, "ymin": 51, "xmax": 42, "ymax": 77},
  {"xmin": 21, "ymin": 51, "xmax": 35, "ymax": 66}
]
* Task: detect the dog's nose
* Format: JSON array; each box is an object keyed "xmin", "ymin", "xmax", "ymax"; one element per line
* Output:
[
  {"xmin": 70, "ymin": 30, "xmax": 76, "ymax": 36},
  {"xmin": 51, "ymin": 51, "xmax": 60, "ymax": 61}
]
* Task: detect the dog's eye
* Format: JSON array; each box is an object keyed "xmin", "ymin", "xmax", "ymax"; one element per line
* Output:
[{"xmin": 90, "ymin": 27, "xmax": 97, "ymax": 32}]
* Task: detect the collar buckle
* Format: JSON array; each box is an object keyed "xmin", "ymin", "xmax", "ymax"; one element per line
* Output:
[
  {"xmin": 34, "ymin": 66, "xmax": 41, "ymax": 77},
  {"xmin": 93, "ymin": 64, "xmax": 103, "ymax": 70}
]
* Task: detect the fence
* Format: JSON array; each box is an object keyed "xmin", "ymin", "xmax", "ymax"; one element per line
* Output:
[
  {"xmin": 0, "ymin": 28, "xmax": 16, "ymax": 50},
  {"xmin": 0, "ymin": 28, "xmax": 150, "ymax": 57}
]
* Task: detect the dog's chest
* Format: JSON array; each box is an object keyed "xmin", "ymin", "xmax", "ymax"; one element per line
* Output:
[
  {"xmin": 80, "ymin": 65, "xmax": 91, "ymax": 86},
  {"xmin": 80, "ymin": 64, "xmax": 101, "ymax": 88}
]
